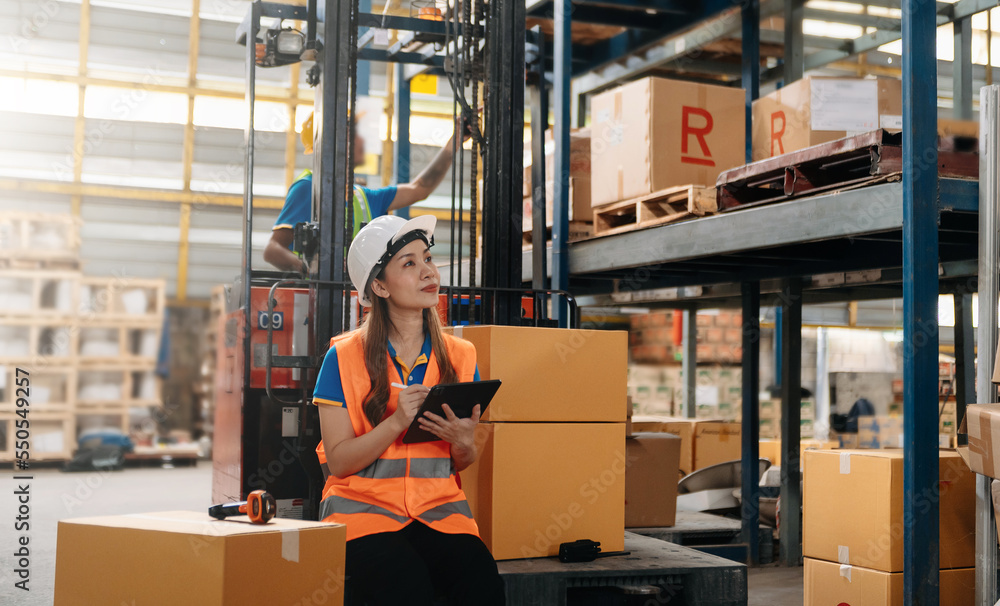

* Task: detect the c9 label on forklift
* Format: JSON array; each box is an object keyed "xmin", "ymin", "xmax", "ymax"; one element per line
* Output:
[{"xmin": 257, "ymin": 311, "xmax": 284, "ymax": 331}]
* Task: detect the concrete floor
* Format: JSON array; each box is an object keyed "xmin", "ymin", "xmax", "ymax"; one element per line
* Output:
[{"xmin": 0, "ymin": 463, "xmax": 804, "ymax": 606}]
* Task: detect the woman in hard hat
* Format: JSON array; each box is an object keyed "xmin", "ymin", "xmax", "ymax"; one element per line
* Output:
[{"xmin": 312, "ymin": 215, "xmax": 504, "ymax": 605}]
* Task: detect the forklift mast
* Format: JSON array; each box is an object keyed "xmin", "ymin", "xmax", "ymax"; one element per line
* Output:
[{"xmin": 213, "ymin": 0, "xmax": 569, "ymax": 519}]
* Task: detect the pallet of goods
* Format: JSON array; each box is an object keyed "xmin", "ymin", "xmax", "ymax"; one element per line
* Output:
[
  {"xmin": 0, "ymin": 212, "xmax": 166, "ymax": 465},
  {"xmin": 592, "ymin": 184, "xmax": 717, "ymax": 237}
]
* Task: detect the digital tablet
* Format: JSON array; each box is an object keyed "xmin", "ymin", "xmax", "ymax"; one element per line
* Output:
[{"xmin": 401, "ymin": 380, "xmax": 502, "ymax": 444}]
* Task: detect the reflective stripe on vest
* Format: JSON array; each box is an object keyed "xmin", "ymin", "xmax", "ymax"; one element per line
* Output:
[
  {"xmin": 318, "ymin": 331, "xmax": 480, "ymax": 541},
  {"xmin": 319, "ymin": 495, "xmax": 410, "ymax": 524},
  {"xmin": 417, "ymin": 500, "xmax": 474, "ymax": 524},
  {"xmin": 354, "ymin": 458, "xmax": 407, "ymax": 479},
  {"xmin": 408, "ymin": 457, "xmax": 455, "ymax": 479}
]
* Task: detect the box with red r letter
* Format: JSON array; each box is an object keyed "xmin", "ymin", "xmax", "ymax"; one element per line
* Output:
[{"xmin": 590, "ymin": 76, "xmax": 745, "ymax": 206}]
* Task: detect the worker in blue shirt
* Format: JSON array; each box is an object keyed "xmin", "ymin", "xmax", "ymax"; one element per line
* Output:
[{"xmin": 264, "ymin": 112, "xmax": 468, "ymax": 272}]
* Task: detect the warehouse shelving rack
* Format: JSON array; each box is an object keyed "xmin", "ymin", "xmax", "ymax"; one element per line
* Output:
[{"xmin": 523, "ymin": 0, "xmax": 999, "ymax": 604}]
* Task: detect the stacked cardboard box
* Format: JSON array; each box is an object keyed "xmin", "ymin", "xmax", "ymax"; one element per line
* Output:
[
  {"xmin": 625, "ymin": 432, "xmax": 682, "ymax": 527},
  {"xmin": 522, "ymin": 128, "xmax": 593, "ymax": 238},
  {"xmin": 758, "ymin": 398, "xmax": 816, "ymax": 439},
  {"xmin": 695, "ymin": 310, "xmax": 743, "ymax": 364},
  {"xmin": 590, "ymin": 77, "xmax": 745, "ymax": 207},
  {"xmin": 758, "ymin": 439, "xmax": 838, "ymax": 468},
  {"xmin": 803, "ymin": 450, "xmax": 975, "ymax": 605},
  {"xmin": 448, "ymin": 325, "xmax": 627, "ymax": 560},
  {"xmin": 628, "ymin": 364, "xmax": 682, "ymax": 416},
  {"xmin": 629, "ymin": 310, "xmax": 677, "ymax": 364},
  {"xmin": 752, "ymin": 77, "xmax": 903, "ymax": 161},
  {"xmin": 54, "ymin": 511, "xmax": 346, "ymax": 604},
  {"xmin": 632, "ymin": 416, "xmax": 741, "ymax": 475}
]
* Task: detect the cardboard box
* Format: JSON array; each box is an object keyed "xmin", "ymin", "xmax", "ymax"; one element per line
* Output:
[
  {"xmin": 54, "ymin": 511, "xmax": 346, "ymax": 605},
  {"xmin": 803, "ymin": 450, "xmax": 976, "ymax": 572},
  {"xmin": 460, "ymin": 422, "xmax": 626, "ymax": 560},
  {"xmin": 938, "ymin": 118, "xmax": 979, "ymax": 139},
  {"xmin": 630, "ymin": 417, "xmax": 740, "ymax": 474},
  {"xmin": 693, "ymin": 422, "xmax": 741, "ymax": 470},
  {"xmin": 958, "ymin": 403, "xmax": 1000, "ymax": 478},
  {"xmin": 751, "ymin": 76, "xmax": 902, "ymax": 161},
  {"xmin": 830, "ymin": 431, "xmax": 860, "ymax": 449},
  {"xmin": 590, "ymin": 77, "xmax": 745, "ymax": 205},
  {"xmin": 625, "ymin": 432, "xmax": 682, "ymax": 528},
  {"xmin": 522, "ymin": 177, "xmax": 592, "ymax": 231},
  {"xmin": 804, "ymin": 558, "xmax": 973, "ymax": 606},
  {"xmin": 858, "ymin": 415, "xmax": 904, "ymax": 449},
  {"xmin": 446, "ymin": 325, "xmax": 627, "ymax": 422},
  {"xmin": 760, "ymin": 439, "xmax": 840, "ymax": 468}
]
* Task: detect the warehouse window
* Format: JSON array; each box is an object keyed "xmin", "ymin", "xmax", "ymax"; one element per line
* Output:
[
  {"xmin": 193, "ymin": 96, "xmax": 291, "ymax": 132},
  {"xmin": 0, "ymin": 77, "xmax": 78, "ymax": 117},
  {"xmin": 84, "ymin": 85, "xmax": 188, "ymax": 124}
]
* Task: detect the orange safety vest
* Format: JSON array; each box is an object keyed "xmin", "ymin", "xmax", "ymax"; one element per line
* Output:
[{"xmin": 317, "ymin": 331, "xmax": 480, "ymax": 542}]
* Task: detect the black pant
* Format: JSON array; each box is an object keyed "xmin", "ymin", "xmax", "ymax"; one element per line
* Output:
[{"xmin": 344, "ymin": 521, "xmax": 505, "ymax": 606}]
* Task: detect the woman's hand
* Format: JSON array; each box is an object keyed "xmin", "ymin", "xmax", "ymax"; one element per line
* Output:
[
  {"xmin": 418, "ymin": 403, "xmax": 480, "ymax": 450},
  {"xmin": 391, "ymin": 384, "xmax": 430, "ymax": 434}
]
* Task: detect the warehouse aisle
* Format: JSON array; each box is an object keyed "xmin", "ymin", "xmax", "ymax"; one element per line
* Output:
[
  {"xmin": 748, "ymin": 564, "xmax": 804, "ymax": 605},
  {"xmin": 0, "ymin": 464, "xmax": 212, "ymax": 606}
]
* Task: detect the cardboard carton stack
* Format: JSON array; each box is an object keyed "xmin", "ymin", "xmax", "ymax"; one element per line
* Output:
[
  {"xmin": 632, "ymin": 415, "xmax": 741, "ymax": 476},
  {"xmin": 624, "ymin": 432, "xmax": 682, "ymax": 528},
  {"xmin": 759, "ymin": 398, "xmax": 816, "ymax": 439},
  {"xmin": 628, "ymin": 310, "xmax": 678, "ymax": 365},
  {"xmin": 447, "ymin": 325, "xmax": 627, "ymax": 560},
  {"xmin": 0, "ymin": 212, "xmax": 166, "ymax": 464},
  {"xmin": 522, "ymin": 128, "xmax": 593, "ymax": 242},
  {"xmin": 627, "ymin": 310, "xmax": 744, "ymax": 420},
  {"xmin": 629, "ymin": 364, "xmax": 682, "ymax": 416},
  {"xmin": 590, "ymin": 77, "xmax": 745, "ymax": 208},
  {"xmin": 694, "ymin": 310, "xmax": 743, "ymax": 364},
  {"xmin": 751, "ymin": 76, "xmax": 903, "ymax": 161},
  {"xmin": 803, "ymin": 450, "xmax": 975, "ymax": 605}
]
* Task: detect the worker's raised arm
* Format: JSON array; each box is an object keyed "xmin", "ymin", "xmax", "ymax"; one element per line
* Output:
[
  {"xmin": 388, "ymin": 117, "xmax": 473, "ymax": 211},
  {"xmin": 388, "ymin": 137, "xmax": 456, "ymax": 210},
  {"xmin": 263, "ymin": 228, "xmax": 305, "ymax": 272}
]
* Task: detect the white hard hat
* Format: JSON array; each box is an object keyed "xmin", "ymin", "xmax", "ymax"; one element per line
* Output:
[{"xmin": 348, "ymin": 214, "xmax": 437, "ymax": 307}]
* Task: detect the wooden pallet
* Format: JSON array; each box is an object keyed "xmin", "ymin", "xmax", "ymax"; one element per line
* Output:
[
  {"xmin": 0, "ymin": 212, "xmax": 82, "ymax": 264},
  {"xmin": 77, "ymin": 325, "xmax": 161, "ymax": 366},
  {"xmin": 716, "ymin": 129, "xmax": 979, "ymax": 210},
  {"xmin": 0, "ymin": 257, "xmax": 81, "ymax": 271},
  {"xmin": 592, "ymin": 184, "xmax": 717, "ymax": 236},
  {"xmin": 0, "ymin": 269, "xmax": 80, "ymax": 319},
  {"xmin": 79, "ymin": 277, "xmax": 166, "ymax": 325},
  {"xmin": 521, "ymin": 221, "xmax": 593, "ymax": 246}
]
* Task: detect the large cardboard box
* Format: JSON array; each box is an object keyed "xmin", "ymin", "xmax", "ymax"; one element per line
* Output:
[
  {"xmin": 630, "ymin": 416, "xmax": 740, "ymax": 474},
  {"xmin": 803, "ymin": 450, "xmax": 975, "ymax": 572},
  {"xmin": 461, "ymin": 422, "xmax": 626, "ymax": 560},
  {"xmin": 625, "ymin": 432, "xmax": 682, "ymax": 528},
  {"xmin": 804, "ymin": 558, "xmax": 973, "ymax": 606},
  {"xmin": 446, "ymin": 325, "xmax": 627, "ymax": 423},
  {"xmin": 54, "ymin": 511, "xmax": 346, "ymax": 605},
  {"xmin": 590, "ymin": 77, "xmax": 745, "ymax": 206},
  {"xmin": 958, "ymin": 403, "xmax": 1000, "ymax": 478},
  {"xmin": 751, "ymin": 76, "xmax": 902, "ymax": 161},
  {"xmin": 693, "ymin": 422, "xmax": 741, "ymax": 470},
  {"xmin": 522, "ymin": 177, "xmax": 592, "ymax": 231},
  {"xmin": 759, "ymin": 439, "xmax": 840, "ymax": 468}
]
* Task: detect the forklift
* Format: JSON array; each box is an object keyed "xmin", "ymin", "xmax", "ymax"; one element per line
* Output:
[{"xmin": 211, "ymin": 0, "xmax": 575, "ymax": 520}]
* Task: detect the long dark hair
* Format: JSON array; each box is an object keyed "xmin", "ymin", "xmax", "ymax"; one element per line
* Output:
[{"xmin": 360, "ymin": 289, "xmax": 458, "ymax": 428}]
